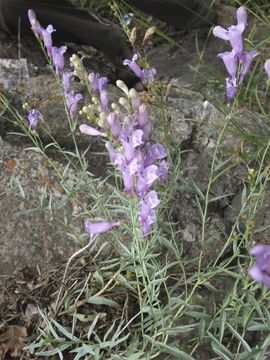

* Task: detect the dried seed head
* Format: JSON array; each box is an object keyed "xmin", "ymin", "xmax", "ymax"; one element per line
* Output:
[
  {"xmin": 142, "ymin": 27, "xmax": 156, "ymax": 47},
  {"xmin": 165, "ymin": 83, "xmax": 173, "ymax": 99},
  {"xmin": 130, "ymin": 27, "xmax": 137, "ymax": 48}
]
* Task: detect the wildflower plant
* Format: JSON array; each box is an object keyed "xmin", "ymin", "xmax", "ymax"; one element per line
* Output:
[{"xmin": 3, "ymin": 3, "xmax": 270, "ymax": 360}]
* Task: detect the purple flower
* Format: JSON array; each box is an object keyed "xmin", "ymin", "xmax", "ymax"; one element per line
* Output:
[
  {"xmin": 138, "ymin": 104, "xmax": 151, "ymax": 140},
  {"xmin": 159, "ymin": 160, "xmax": 170, "ymax": 183},
  {"xmin": 123, "ymin": 54, "xmax": 145, "ymax": 82},
  {"xmin": 264, "ymin": 59, "xmax": 270, "ymax": 79},
  {"xmin": 128, "ymin": 152, "xmax": 144, "ymax": 175},
  {"xmin": 142, "ymin": 67, "xmax": 157, "ymax": 83},
  {"xmin": 105, "ymin": 142, "xmax": 117, "ymax": 163},
  {"xmin": 213, "ymin": 6, "xmax": 248, "ymax": 62},
  {"xmin": 85, "ymin": 220, "xmax": 120, "ymax": 236},
  {"xmin": 140, "ymin": 201, "xmax": 158, "ymax": 236},
  {"xmin": 149, "ymin": 144, "xmax": 167, "ymax": 160},
  {"xmin": 218, "ymin": 51, "xmax": 237, "ymax": 79},
  {"xmin": 107, "ymin": 112, "xmax": 121, "ymax": 139},
  {"xmin": 79, "ymin": 124, "xmax": 107, "ymax": 137},
  {"xmin": 42, "ymin": 24, "xmax": 55, "ymax": 55},
  {"xmin": 28, "ymin": 9, "xmax": 43, "ymax": 37},
  {"xmin": 249, "ymin": 244, "xmax": 270, "ymax": 287},
  {"xmin": 28, "ymin": 109, "xmax": 41, "ymax": 130},
  {"xmin": 136, "ymin": 165, "xmax": 159, "ymax": 194},
  {"xmin": 51, "ymin": 46, "xmax": 67, "ymax": 75},
  {"xmin": 122, "ymin": 140, "xmax": 136, "ymax": 162},
  {"xmin": 239, "ymin": 50, "xmax": 260, "ymax": 83},
  {"xmin": 98, "ymin": 77, "xmax": 109, "ymax": 111},
  {"xmin": 88, "ymin": 73, "xmax": 99, "ymax": 93},
  {"xmin": 62, "ymin": 72, "xmax": 74, "ymax": 95},
  {"xmin": 123, "ymin": 54, "xmax": 156, "ymax": 84},
  {"xmin": 236, "ymin": 6, "xmax": 248, "ymax": 30},
  {"xmin": 226, "ymin": 77, "xmax": 238, "ymax": 106},
  {"xmin": 131, "ymin": 129, "xmax": 144, "ymax": 147},
  {"xmin": 227, "ymin": 25, "xmax": 245, "ymax": 62},
  {"xmin": 66, "ymin": 92, "xmax": 83, "ymax": 117},
  {"xmin": 122, "ymin": 168, "xmax": 134, "ymax": 195}
]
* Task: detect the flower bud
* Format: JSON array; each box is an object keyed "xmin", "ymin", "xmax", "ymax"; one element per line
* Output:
[{"xmin": 116, "ymin": 80, "xmax": 129, "ymax": 96}]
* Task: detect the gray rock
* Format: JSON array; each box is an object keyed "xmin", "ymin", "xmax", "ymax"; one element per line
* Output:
[
  {"xmin": 0, "ymin": 58, "xmax": 29, "ymax": 90},
  {"xmin": 0, "ymin": 138, "xmax": 92, "ymax": 275}
]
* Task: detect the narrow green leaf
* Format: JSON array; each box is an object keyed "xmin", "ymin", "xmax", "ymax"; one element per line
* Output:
[{"xmin": 87, "ymin": 296, "xmax": 120, "ymax": 308}]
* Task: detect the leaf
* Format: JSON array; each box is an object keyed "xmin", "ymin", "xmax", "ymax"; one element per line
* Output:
[
  {"xmin": 87, "ymin": 296, "xmax": 120, "ymax": 308},
  {"xmin": 0, "ymin": 325, "xmax": 27, "ymax": 358}
]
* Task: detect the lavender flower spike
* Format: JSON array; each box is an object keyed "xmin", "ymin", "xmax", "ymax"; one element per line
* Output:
[
  {"xmin": 85, "ymin": 220, "xmax": 120, "ymax": 236},
  {"xmin": 264, "ymin": 59, "xmax": 270, "ymax": 79},
  {"xmin": 28, "ymin": 109, "xmax": 41, "ymax": 130},
  {"xmin": 249, "ymin": 244, "xmax": 270, "ymax": 287},
  {"xmin": 79, "ymin": 124, "xmax": 107, "ymax": 137},
  {"xmin": 52, "ymin": 46, "xmax": 67, "ymax": 75}
]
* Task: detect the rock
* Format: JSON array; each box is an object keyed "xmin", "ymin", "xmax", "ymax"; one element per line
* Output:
[
  {"xmin": 0, "ymin": 138, "xmax": 93, "ymax": 275},
  {"xmin": 0, "ymin": 58, "xmax": 29, "ymax": 90}
]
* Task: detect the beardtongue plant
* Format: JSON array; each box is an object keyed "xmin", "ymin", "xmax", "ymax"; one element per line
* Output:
[
  {"xmin": 213, "ymin": 6, "xmax": 259, "ymax": 105},
  {"xmin": 78, "ymin": 65, "xmax": 170, "ymax": 237},
  {"xmin": 27, "ymin": 9, "xmax": 169, "ymax": 238}
]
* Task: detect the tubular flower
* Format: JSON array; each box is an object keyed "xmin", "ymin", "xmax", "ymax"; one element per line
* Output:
[
  {"xmin": 98, "ymin": 77, "xmax": 109, "ymax": 111},
  {"xmin": 249, "ymin": 245, "xmax": 270, "ymax": 287},
  {"xmin": 79, "ymin": 124, "xmax": 107, "ymax": 137},
  {"xmin": 226, "ymin": 77, "xmax": 238, "ymax": 106},
  {"xmin": 51, "ymin": 46, "xmax": 67, "ymax": 75},
  {"xmin": 42, "ymin": 24, "xmax": 55, "ymax": 55},
  {"xmin": 28, "ymin": 9, "xmax": 43, "ymax": 37},
  {"xmin": 213, "ymin": 6, "xmax": 248, "ymax": 61},
  {"xmin": 62, "ymin": 72, "xmax": 74, "ymax": 95},
  {"xmin": 123, "ymin": 53, "xmax": 156, "ymax": 84},
  {"xmin": 28, "ymin": 109, "xmax": 41, "ymax": 130},
  {"xmin": 66, "ymin": 92, "xmax": 83, "ymax": 117},
  {"xmin": 239, "ymin": 50, "xmax": 260, "ymax": 84},
  {"xmin": 85, "ymin": 220, "xmax": 120, "ymax": 236},
  {"xmin": 217, "ymin": 51, "xmax": 237, "ymax": 79}
]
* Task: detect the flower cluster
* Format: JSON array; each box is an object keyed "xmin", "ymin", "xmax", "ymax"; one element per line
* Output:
[
  {"xmin": 249, "ymin": 244, "xmax": 270, "ymax": 288},
  {"xmin": 213, "ymin": 6, "xmax": 259, "ymax": 105},
  {"xmin": 28, "ymin": 10, "xmax": 83, "ymax": 117},
  {"xmin": 80, "ymin": 68, "xmax": 169, "ymax": 236}
]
